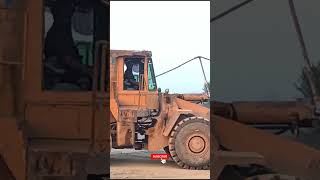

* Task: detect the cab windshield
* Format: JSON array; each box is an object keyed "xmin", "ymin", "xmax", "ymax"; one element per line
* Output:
[{"xmin": 147, "ymin": 58, "xmax": 157, "ymax": 91}]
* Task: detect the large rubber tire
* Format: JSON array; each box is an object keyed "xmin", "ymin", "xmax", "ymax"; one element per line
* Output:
[
  {"xmin": 168, "ymin": 117, "xmax": 210, "ymax": 169},
  {"xmin": 163, "ymin": 146, "xmax": 172, "ymax": 159}
]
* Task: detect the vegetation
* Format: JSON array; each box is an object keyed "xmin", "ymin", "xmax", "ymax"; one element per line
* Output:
[
  {"xmin": 295, "ymin": 62, "xmax": 320, "ymax": 98},
  {"xmin": 203, "ymin": 82, "xmax": 210, "ymax": 95}
]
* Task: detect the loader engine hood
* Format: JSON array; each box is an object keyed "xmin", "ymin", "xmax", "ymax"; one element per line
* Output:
[
  {"xmin": 161, "ymin": 93, "xmax": 210, "ymax": 120},
  {"xmin": 176, "ymin": 93, "xmax": 209, "ymax": 102}
]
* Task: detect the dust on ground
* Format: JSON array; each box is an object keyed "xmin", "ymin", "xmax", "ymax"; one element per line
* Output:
[
  {"xmin": 110, "ymin": 149, "xmax": 210, "ymax": 179},
  {"xmin": 110, "ymin": 122, "xmax": 320, "ymax": 179}
]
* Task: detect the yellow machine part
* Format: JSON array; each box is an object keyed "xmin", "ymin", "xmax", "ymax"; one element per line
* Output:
[
  {"xmin": 213, "ymin": 115, "xmax": 320, "ymax": 180},
  {"xmin": 0, "ymin": 4, "xmax": 27, "ymax": 180},
  {"xmin": 0, "ymin": 156, "xmax": 15, "ymax": 180},
  {"xmin": 0, "ymin": 117, "xmax": 26, "ymax": 180}
]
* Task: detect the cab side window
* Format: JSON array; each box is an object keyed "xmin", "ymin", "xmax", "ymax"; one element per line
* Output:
[
  {"xmin": 123, "ymin": 58, "xmax": 144, "ymax": 90},
  {"xmin": 42, "ymin": 0, "xmax": 94, "ymax": 91}
]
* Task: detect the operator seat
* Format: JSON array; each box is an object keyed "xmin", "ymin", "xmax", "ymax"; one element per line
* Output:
[{"xmin": 124, "ymin": 63, "xmax": 139, "ymax": 90}]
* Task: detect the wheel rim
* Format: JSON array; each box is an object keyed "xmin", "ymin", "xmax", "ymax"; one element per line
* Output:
[
  {"xmin": 187, "ymin": 135, "xmax": 207, "ymax": 153},
  {"xmin": 169, "ymin": 117, "xmax": 212, "ymax": 169}
]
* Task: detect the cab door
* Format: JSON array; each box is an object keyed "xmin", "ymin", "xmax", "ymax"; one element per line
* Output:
[
  {"xmin": 91, "ymin": 2, "xmax": 109, "ymax": 153},
  {"xmin": 117, "ymin": 56, "xmax": 159, "ymax": 110},
  {"xmin": 143, "ymin": 57, "xmax": 159, "ymax": 109},
  {"xmin": 24, "ymin": 0, "xmax": 109, "ymax": 146},
  {"xmin": 117, "ymin": 56, "xmax": 148, "ymax": 108}
]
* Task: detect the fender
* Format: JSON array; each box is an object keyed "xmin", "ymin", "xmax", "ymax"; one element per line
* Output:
[
  {"xmin": 146, "ymin": 95, "xmax": 191, "ymax": 150},
  {"xmin": 163, "ymin": 97, "xmax": 210, "ymax": 137}
]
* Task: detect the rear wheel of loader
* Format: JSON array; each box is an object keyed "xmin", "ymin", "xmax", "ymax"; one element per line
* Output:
[
  {"xmin": 163, "ymin": 146, "xmax": 172, "ymax": 159},
  {"xmin": 168, "ymin": 117, "xmax": 210, "ymax": 169}
]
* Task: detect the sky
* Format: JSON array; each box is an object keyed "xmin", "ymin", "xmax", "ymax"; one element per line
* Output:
[
  {"xmin": 212, "ymin": 0, "xmax": 320, "ymax": 102},
  {"xmin": 111, "ymin": 1, "xmax": 210, "ymax": 94}
]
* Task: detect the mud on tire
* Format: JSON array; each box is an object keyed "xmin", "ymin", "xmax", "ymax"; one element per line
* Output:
[{"xmin": 168, "ymin": 116, "xmax": 210, "ymax": 170}]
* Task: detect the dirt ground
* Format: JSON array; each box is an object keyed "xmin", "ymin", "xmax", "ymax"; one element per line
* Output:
[
  {"xmin": 110, "ymin": 149, "xmax": 210, "ymax": 179},
  {"xmin": 109, "ymin": 122, "xmax": 319, "ymax": 179}
]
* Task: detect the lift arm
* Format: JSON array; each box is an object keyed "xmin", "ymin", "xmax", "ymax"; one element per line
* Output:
[{"xmin": 213, "ymin": 114, "xmax": 320, "ymax": 180}]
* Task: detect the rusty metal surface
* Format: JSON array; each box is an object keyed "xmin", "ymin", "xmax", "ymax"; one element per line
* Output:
[
  {"xmin": 92, "ymin": 98, "xmax": 110, "ymax": 153},
  {"xmin": 147, "ymin": 94, "xmax": 174, "ymax": 150},
  {"xmin": 0, "ymin": 5, "xmax": 26, "ymax": 180},
  {"xmin": 176, "ymin": 93, "xmax": 209, "ymax": 102},
  {"xmin": 213, "ymin": 101, "xmax": 314, "ymax": 124},
  {"xmin": 146, "ymin": 105, "xmax": 169, "ymax": 150},
  {"xmin": 0, "ymin": 155, "xmax": 15, "ymax": 180},
  {"xmin": 176, "ymin": 97, "xmax": 210, "ymax": 120},
  {"xmin": 26, "ymin": 104, "xmax": 92, "ymax": 139},
  {"xmin": 213, "ymin": 114, "xmax": 320, "ymax": 180},
  {"xmin": 21, "ymin": 0, "xmax": 110, "ymax": 153},
  {"xmin": 161, "ymin": 96, "xmax": 186, "ymax": 137},
  {"xmin": 232, "ymin": 101, "xmax": 314, "ymax": 124},
  {"xmin": 152, "ymin": 94, "xmax": 211, "ymax": 150},
  {"xmin": 30, "ymin": 151, "xmax": 75, "ymax": 177},
  {"xmin": 110, "ymin": 50, "xmax": 161, "ymax": 150},
  {"xmin": 0, "ymin": 1, "xmax": 110, "ymax": 179},
  {"xmin": 28, "ymin": 139, "xmax": 91, "ymax": 153},
  {"xmin": 110, "ymin": 50, "xmax": 152, "ymax": 59},
  {"xmin": 0, "ymin": 9, "xmax": 24, "ymax": 118},
  {"xmin": 212, "ymin": 151, "xmax": 267, "ymax": 180},
  {"xmin": 0, "ymin": 117, "xmax": 26, "ymax": 180},
  {"xmin": 27, "ymin": 151, "xmax": 108, "ymax": 179},
  {"xmin": 110, "ymin": 50, "xmax": 211, "ymax": 155},
  {"xmin": 116, "ymin": 109, "xmax": 136, "ymax": 147}
]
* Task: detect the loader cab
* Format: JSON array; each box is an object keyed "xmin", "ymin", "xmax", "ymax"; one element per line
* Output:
[
  {"xmin": 123, "ymin": 57, "xmax": 157, "ymax": 91},
  {"xmin": 24, "ymin": 0, "xmax": 109, "ymax": 150},
  {"xmin": 116, "ymin": 53, "xmax": 159, "ymax": 110}
]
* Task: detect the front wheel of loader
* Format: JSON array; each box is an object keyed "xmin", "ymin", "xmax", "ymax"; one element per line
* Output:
[{"xmin": 168, "ymin": 117, "xmax": 210, "ymax": 170}]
